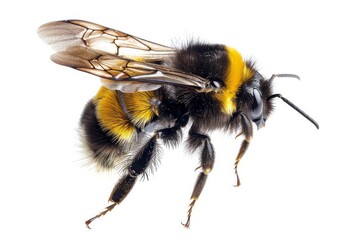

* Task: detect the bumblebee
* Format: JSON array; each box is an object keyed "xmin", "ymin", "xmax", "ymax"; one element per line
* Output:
[{"xmin": 38, "ymin": 20, "xmax": 319, "ymax": 228}]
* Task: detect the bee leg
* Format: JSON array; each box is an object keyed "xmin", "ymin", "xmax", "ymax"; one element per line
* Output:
[
  {"xmin": 157, "ymin": 113, "xmax": 189, "ymax": 147},
  {"xmin": 85, "ymin": 113, "xmax": 188, "ymax": 228},
  {"xmin": 182, "ymin": 129, "xmax": 215, "ymax": 228},
  {"xmin": 233, "ymin": 113, "xmax": 253, "ymax": 187},
  {"xmin": 85, "ymin": 134, "xmax": 159, "ymax": 228}
]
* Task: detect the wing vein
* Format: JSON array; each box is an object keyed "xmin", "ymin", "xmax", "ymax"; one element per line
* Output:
[{"xmin": 38, "ymin": 20, "xmax": 213, "ymax": 93}]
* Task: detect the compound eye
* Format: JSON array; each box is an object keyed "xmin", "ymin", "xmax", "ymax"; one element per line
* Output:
[{"xmin": 251, "ymin": 88, "xmax": 263, "ymax": 121}]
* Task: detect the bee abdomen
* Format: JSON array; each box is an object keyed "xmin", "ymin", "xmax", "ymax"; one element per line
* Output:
[
  {"xmin": 80, "ymin": 100, "xmax": 127, "ymax": 170},
  {"xmin": 80, "ymin": 87, "xmax": 137, "ymax": 170},
  {"xmin": 80, "ymin": 87, "xmax": 159, "ymax": 170}
]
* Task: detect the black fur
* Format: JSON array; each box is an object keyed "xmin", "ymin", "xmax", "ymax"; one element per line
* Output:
[
  {"xmin": 129, "ymin": 135, "xmax": 158, "ymax": 176},
  {"xmin": 80, "ymin": 100, "xmax": 125, "ymax": 169},
  {"xmin": 80, "ymin": 42, "xmax": 274, "ymax": 172},
  {"xmin": 260, "ymin": 77, "xmax": 275, "ymax": 118},
  {"xmin": 171, "ymin": 43, "xmax": 228, "ymax": 83},
  {"xmin": 81, "ymin": 42, "xmax": 275, "ymax": 228},
  {"xmin": 172, "ymin": 43, "xmax": 232, "ymax": 131}
]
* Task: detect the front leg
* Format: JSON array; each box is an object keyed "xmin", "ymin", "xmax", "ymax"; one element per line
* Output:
[
  {"xmin": 233, "ymin": 112, "xmax": 253, "ymax": 187},
  {"xmin": 182, "ymin": 126, "xmax": 215, "ymax": 228}
]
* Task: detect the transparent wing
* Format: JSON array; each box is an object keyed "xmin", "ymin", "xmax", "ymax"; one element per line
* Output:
[
  {"xmin": 38, "ymin": 19, "xmax": 175, "ymax": 63},
  {"xmin": 51, "ymin": 46, "xmax": 210, "ymax": 92}
]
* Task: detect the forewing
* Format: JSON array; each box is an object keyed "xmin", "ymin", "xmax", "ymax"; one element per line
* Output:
[
  {"xmin": 51, "ymin": 46, "xmax": 210, "ymax": 92},
  {"xmin": 38, "ymin": 19, "xmax": 175, "ymax": 63}
]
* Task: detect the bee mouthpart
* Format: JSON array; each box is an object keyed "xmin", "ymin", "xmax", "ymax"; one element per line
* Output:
[{"xmin": 254, "ymin": 118, "xmax": 266, "ymax": 130}]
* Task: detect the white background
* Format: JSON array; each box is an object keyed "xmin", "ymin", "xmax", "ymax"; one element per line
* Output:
[{"xmin": 1, "ymin": 0, "xmax": 359, "ymax": 239}]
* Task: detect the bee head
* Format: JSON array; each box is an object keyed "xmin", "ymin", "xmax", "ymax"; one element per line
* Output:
[
  {"xmin": 238, "ymin": 72, "xmax": 319, "ymax": 130},
  {"xmin": 237, "ymin": 71, "xmax": 274, "ymax": 129}
]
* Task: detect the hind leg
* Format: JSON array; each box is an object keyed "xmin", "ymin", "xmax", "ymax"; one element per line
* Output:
[{"xmin": 85, "ymin": 115, "xmax": 189, "ymax": 228}]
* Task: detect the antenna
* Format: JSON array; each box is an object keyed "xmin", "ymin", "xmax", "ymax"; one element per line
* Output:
[
  {"xmin": 269, "ymin": 73, "xmax": 300, "ymax": 82},
  {"xmin": 267, "ymin": 93, "xmax": 319, "ymax": 129},
  {"xmin": 267, "ymin": 74, "xmax": 319, "ymax": 129}
]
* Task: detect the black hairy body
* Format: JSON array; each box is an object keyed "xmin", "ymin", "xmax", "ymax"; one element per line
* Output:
[
  {"xmin": 77, "ymin": 42, "xmax": 267, "ymax": 228},
  {"xmin": 38, "ymin": 19, "xmax": 318, "ymax": 228}
]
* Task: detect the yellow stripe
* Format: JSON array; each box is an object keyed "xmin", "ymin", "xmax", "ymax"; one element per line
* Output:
[
  {"xmin": 122, "ymin": 91, "xmax": 157, "ymax": 128},
  {"xmin": 215, "ymin": 46, "xmax": 254, "ymax": 115},
  {"xmin": 95, "ymin": 87, "xmax": 137, "ymax": 142}
]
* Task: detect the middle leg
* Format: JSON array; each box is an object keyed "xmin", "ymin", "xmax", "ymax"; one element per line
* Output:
[{"xmin": 182, "ymin": 127, "xmax": 215, "ymax": 228}]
